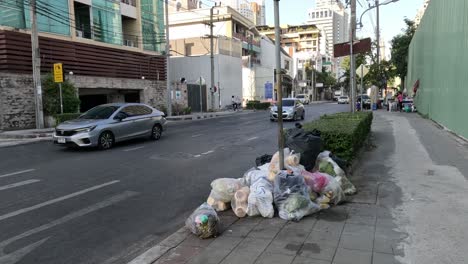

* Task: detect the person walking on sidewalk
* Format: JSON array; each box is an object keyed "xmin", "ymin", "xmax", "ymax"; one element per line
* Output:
[{"xmin": 397, "ymin": 92, "xmax": 403, "ymax": 112}]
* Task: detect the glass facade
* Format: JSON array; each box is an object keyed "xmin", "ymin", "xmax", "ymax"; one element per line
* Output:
[
  {"xmin": 92, "ymin": 0, "xmax": 122, "ymax": 45},
  {"xmin": 141, "ymin": 0, "xmax": 165, "ymax": 52},
  {"xmin": 0, "ymin": 0, "xmax": 70, "ymax": 36},
  {"xmin": 0, "ymin": 0, "xmax": 165, "ymax": 52}
]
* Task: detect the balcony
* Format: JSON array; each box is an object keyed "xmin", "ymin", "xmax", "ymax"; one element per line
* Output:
[
  {"xmin": 233, "ymin": 32, "xmax": 260, "ymax": 47},
  {"xmin": 121, "ymin": 0, "xmax": 136, "ymax": 6}
]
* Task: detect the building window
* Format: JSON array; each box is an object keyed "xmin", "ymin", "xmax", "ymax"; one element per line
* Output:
[
  {"xmin": 320, "ymin": 11, "xmax": 323, "ymax": 18},
  {"xmin": 313, "ymin": 48, "xmax": 317, "ymax": 51},
  {"xmin": 311, "ymin": 12, "xmax": 315, "ymax": 19},
  {"xmin": 324, "ymin": 11, "xmax": 327, "ymax": 17},
  {"xmin": 306, "ymin": 41, "xmax": 311, "ymax": 44},
  {"xmin": 141, "ymin": 0, "xmax": 164, "ymax": 52},
  {"xmin": 313, "ymin": 40, "xmax": 317, "ymax": 46},
  {"xmin": 92, "ymin": 0, "xmax": 122, "ymax": 45}
]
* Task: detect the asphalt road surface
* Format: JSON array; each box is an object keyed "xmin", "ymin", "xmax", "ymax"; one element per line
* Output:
[{"xmin": 0, "ymin": 103, "xmax": 348, "ymax": 264}]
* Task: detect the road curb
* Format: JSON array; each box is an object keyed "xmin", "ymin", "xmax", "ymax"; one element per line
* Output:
[{"xmin": 0, "ymin": 133, "xmax": 53, "ymax": 139}]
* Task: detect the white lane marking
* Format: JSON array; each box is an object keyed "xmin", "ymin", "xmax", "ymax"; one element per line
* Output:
[
  {"xmin": 201, "ymin": 150, "xmax": 214, "ymax": 155},
  {"xmin": 247, "ymin": 136, "xmax": 258, "ymax": 141},
  {"xmin": 0, "ymin": 169, "xmax": 35, "ymax": 179},
  {"xmin": 0, "ymin": 179, "xmax": 41, "ymax": 191},
  {"xmin": 123, "ymin": 146, "xmax": 145, "ymax": 152},
  {"xmin": 191, "ymin": 134, "xmax": 203, "ymax": 138},
  {"xmin": 0, "ymin": 191, "xmax": 138, "ymax": 264},
  {"xmin": 194, "ymin": 155, "xmax": 201, "ymax": 158},
  {"xmin": 0, "ymin": 180, "xmax": 120, "ymax": 222}
]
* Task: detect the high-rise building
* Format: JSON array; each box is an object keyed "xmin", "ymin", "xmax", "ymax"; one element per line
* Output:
[
  {"xmin": 307, "ymin": 0, "xmax": 348, "ymax": 57},
  {"xmin": 307, "ymin": 0, "xmax": 349, "ymax": 74},
  {"xmin": 218, "ymin": 0, "xmax": 265, "ymax": 25}
]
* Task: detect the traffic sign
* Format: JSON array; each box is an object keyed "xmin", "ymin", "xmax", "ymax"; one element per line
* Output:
[
  {"xmin": 53, "ymin": 63, "xmax": 63, "ymax": 83},
  {"xmin": 356, "ymin": 64, "xmax": 370, "ymax": 77},
  {"xmin": 333, "ymin": 38, "xmax": 372, "ymax": 58}
]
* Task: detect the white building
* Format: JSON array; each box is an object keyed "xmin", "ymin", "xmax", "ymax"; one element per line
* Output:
[{"xmin": 307, "ymin": 0, "xmax": 349, "ymax": 75}]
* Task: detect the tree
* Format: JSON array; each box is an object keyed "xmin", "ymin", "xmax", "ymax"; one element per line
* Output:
[
  {"xmin": 42, "ymin": 74, "xmax": 80, "ymax": 115},
  {"xmin": 390, "ymin": 19, "xmax": 416, "ymax": 90}
]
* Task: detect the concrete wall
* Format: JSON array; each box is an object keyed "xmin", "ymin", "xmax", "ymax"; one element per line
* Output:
[
  {"xmin": 169, "ymin": 54, "xmax": 242, "ymax": 109},
  {"xmin": 0, "ymin": 73, "xmax": 167, "ymax": 130},
  {"xmin": 406, "ymin": 0, "xmax": 468, "ymax": 139},
  {"xmin": 170, "ymin": 21, "xmax": 228, "ymax": 39}
]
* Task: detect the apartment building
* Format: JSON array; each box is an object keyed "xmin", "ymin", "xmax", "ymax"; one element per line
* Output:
[{"xmin": 0, "ymin": 0, "xmax": 167, "ymax": 130}]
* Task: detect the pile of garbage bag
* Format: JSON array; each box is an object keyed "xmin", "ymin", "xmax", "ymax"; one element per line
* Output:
[{"xmin": 186, "ymin": 128, "xmax": 357, "ymax": 238}]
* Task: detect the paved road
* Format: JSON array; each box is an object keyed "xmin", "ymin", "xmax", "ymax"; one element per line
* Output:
[{"xmin": 0, "ymin": 103, "xmax": 348, "ymax": 264}]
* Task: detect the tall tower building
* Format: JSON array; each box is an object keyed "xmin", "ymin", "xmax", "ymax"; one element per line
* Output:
[{"xmin": 218, "ymin": 0, "xmax": 266, "ymax": 25}]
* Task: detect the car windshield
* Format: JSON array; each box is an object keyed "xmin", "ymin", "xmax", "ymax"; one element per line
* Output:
[
  {"xmin": 296, "ymin": 95, "xmax": 304, "ymax": 98},
  {"xmin": 79, "ymin": 106, "xmax": 119, "ymax": 119},
  {"xmin": 282, "ymin": 100, "xmax": 295, "ymax": 107},
  {"xmin": 340, "ymin": 96, "xmax": 348, "ymax": 99},
  {"xmin": 360, "ymin": 95, "xmax": 370, "ymax": 99}
]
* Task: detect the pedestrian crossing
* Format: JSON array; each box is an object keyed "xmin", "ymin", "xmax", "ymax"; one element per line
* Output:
[{"xmin": 0, "ymin": 168, "xmax": 138, "ymax": 264}]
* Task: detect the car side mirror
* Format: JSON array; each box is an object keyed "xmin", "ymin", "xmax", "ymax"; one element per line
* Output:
[{"xmin": 114, "ymin": 112, "xmax": 126, "ymax": 121}]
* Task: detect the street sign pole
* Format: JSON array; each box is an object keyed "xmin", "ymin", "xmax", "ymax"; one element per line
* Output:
[
  {"xmin": 59, "ymin": 83, "xmax": 63, "ymax": 114},
  {"xmin": 360, "ymin": 64, "xmax": 364, "ymax": 108}
]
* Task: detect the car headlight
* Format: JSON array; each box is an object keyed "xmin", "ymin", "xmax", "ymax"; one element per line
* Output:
[{"xmin": 74, "ymin": 126, "xmax": 96, "ymax": 133}]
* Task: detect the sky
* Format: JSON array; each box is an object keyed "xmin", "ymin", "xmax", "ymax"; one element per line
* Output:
[{"xmin": 264, "ymin": 0, "xmax": 424, "ymax": 59}]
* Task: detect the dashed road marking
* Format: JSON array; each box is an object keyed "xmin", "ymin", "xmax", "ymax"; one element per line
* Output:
[
  {"xmin": 194, "ymin": 155, "xmax": 201, "ymax": 158},
  {"xmin": 0, "ymin": 180, "xmax": 120, "ymax": 222},
  {"xmin": 0, "ymin": 169, "xmax": 35, "ymax": 179},
  {"xmin": 123, "ymin": 146, "xmax": 145, "ymax": 152},
  {"xmin": 247, "ymin": 136, "xmax": 258, "ymax": 141},
  {"xmin": 191, "ymin": 134, "xmax": 203, "ymax": 138},
  {"xmin": 0, "ymin": 179, "xmax": 41, "ymax": 191},
  {"xmin": 0, "ymin": 191, "xmax": 138, "ymax": 264},
  {"xmin": 201, "ymin": 150, "xmax": 214, "ymax": 155}
]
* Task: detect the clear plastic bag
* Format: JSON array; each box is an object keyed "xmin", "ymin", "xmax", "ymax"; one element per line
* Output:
[
  {"xmin": 209, "ymin": 178, "xmax": 244, "ymax": 202},
  {"xmin": 315, "ymin": 151, "xmax": 357, "ymax": 195},
  {"xmin": 273, "ymin": 171, "xmax": 321, "ymax": 221},
  {"xmin": 231, "ymin": 186, "xmax": 250, "ymax": 218},
  {"xmin": 185, "ymin": 203, "xmax": 219, "ymax": 239},
  {"xmin": 268, "ymin": 148, "xmax": 303, "ymax": 182},
  {"xmin": 247, "ymin": 176, "xmax": 274, "ymax": 218},
  {"xmin": 302, "ymin": 170, "xmax": 345, "ymax": 205}
]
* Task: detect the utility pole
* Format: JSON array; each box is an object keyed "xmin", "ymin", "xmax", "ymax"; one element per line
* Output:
[
  {"xmin": 376, "ymin": 0, "xmax": 380, "ymax": 66},
  {"xmin": 30, "ymin": 0, "xmax": 44, "ymax": 129},
  {"xmin": 210, "ymin": 5, "xmax": 216, "ymax": 110},
  {"xmin": 274, "ymin": 0, "xmax": 285, "ymax": 170},
  {"xmin": 165, "ymin": 0, "xmax": 172, "ymax": 116},
  {"xmin": 349, "ymin": 0, "xmax": 356, "ymax": 113}
]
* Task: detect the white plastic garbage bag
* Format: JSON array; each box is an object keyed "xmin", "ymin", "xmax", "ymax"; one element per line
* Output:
[
  {"xmin": 185, "ymin": 203, "xmax": 219, "ymax": 239},
  {"xmin": 247, "ymin": 176, "xmax": 274, "ymax": 218},
  {"xmin": 231, "ymin": 186, "xmax": 250, "ymax": 218}
]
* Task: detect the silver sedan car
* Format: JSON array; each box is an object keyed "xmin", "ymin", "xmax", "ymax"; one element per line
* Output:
[
  {"xmin": 270, "ymin": 98, "xmax": 305, "ymax": 121},
  {"xmin": 53, "ymin": 103, "xmax": 166, "ymax": 149}
]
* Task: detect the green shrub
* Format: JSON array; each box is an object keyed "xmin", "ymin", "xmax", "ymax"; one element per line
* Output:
[
  {"xmin": 246, "ymin": 100, "xmax": 271, "ymax": 110},
  {"xmin": 302, "ymin": 111, "xmax": 373, "ymax": 161},
  {"xmin": 183, "ymin": 107, "xmax": 192, "ymax": 115},
  {"xmin": 55, "ymin": 113, "xmax": 81, "ymax": 124},
  {"xmin": 42, "ymin": 74, "xmax": 80, "ymax": 115}
]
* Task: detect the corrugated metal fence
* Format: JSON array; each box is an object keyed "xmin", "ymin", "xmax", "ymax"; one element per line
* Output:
[{"xmin": 406, "ymin": 0, "xmax": 468, "ymax": 138}]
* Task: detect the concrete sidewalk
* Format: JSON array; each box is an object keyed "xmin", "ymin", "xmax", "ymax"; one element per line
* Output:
[{"xmin": 127, "ymin": 110, "xmax": 468, "ymax": 264}]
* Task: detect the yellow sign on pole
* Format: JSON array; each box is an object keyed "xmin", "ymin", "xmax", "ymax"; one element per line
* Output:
[{"xmin": 53, "ymin": 63, "xmax": 63, "ymax": 83}]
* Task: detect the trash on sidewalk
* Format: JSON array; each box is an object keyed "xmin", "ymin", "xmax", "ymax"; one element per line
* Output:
[
  {"xmin": 285, "ymin": 123, "xmax": 323, "ymax": 171},
  {"xmin": 273, "ymin": 171, "xmax": 322, "ymax": 221},
  {"xmin": 185, "ymin": 203, "xmax": 219, "ymax": 239},
  {"xmin": 268, "ymin": 148, "xmax": 303, "ymax": 182},
  {"xmin": 255, "ymin": 154, "xmax": 273, "ymax": 166},
  {"xmin": 187, "ymin": 131, "xmax": 358, "ymax": 237},
  {"xmin": 231, "ymin": 186, "xmax": 250, "ymax": 217},
  {"xmin": 315, "ymin": 151, "xmax": 357, "ymax": 195},
  {"xmin": 207, "ymin": 178, "xmax": 244, "ymax": 211}
]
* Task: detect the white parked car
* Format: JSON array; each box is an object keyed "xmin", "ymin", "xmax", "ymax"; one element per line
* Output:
[
  {"xmin": 338, "ymin": 96, "xmax": 350, "ymax": 104},
  {"xmin": 296, "ymin": 94, "xmax": 310, "ymax": 105}
]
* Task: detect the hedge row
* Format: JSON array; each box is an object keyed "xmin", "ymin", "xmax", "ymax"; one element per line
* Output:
[
  {"xmin": 54, "ymin": 113, "xmax": 81, "ymax": 124},
  {"xmin": 302, "ymin": 111, "xmax": 373, "ymax": 161},
  {"xmin": 246, "ymin": 100, "xmax": 271, "ymax": 110}
]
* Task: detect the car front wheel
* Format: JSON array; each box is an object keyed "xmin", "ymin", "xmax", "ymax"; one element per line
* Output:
[
  {"xmin": 98, "ymin": 131, "xmax": 114, "ymax": 150},
  {"xmin": 151, "ymin": 124, "xmax": 162, "ymax": 140}
]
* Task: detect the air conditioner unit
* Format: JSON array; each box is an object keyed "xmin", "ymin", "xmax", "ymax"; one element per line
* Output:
[
  {"xmin": 76, "ymin": 30, "xmax": 83, "ymax": 38},
  {"xmin": 125, "ymin": 40, "xmax": 135, "ymax": 47}
]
